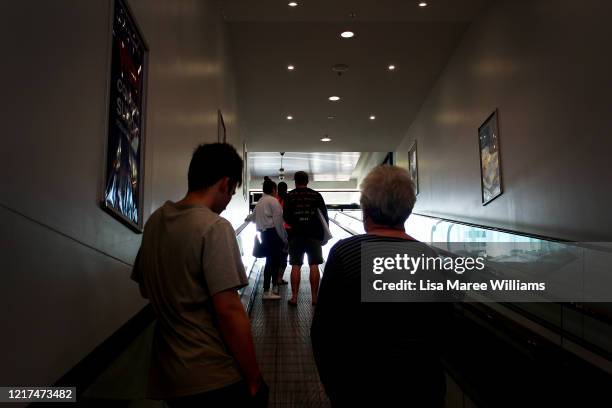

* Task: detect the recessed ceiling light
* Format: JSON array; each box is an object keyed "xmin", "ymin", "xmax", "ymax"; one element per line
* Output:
[
  {"xmin": 321, "ymin": 137, "xmax": 332, "ymax": 142},
  {"xmin": 370, "ymin": 115, "xmax": 376, "ymax": 120},
  {"xmin": 340, "ymin": 31, "xmax": 354, "ymax": 38},
  {"xmin": 287, "ymin": 64, "xmax": 295, "ymax": 70},
  {"xmin": 388, "ymin": 64, "xmax": 396, "ymax": 71},
  {"xmin": 328, "ymin": 96, "xmax": 340, "ymax": 101},
  {"xmin": 418, "ymin": 2, "xmax": 428, "ymax": 7},
  {"xmin": 287, "ymin": 115, "xmax": 293, "ymax": 120},
  {"xmin": 288, "ymin": 2, "xmax": 298, "ymax": 7}
]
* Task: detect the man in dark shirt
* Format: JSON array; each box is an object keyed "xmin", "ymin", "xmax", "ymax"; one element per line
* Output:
[{"xmin": 283, "ymin": 171, "xmax": 329, "ymax": 306}]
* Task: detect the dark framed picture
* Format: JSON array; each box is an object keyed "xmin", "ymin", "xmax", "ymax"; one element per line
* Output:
[
  {"xmin": 217, "ymin": 110, "xmax": 226, "ymax": 143},
  {"xmin": 408, "ymin": 141, "xmax": 419, "ymax": 195},
  {"xmin": 101, "ymin": 0, "xmax": 148, "ymax": 232},
  {"xmin": 242, "ymin": 142, "xmax": 249, "ymax": 201},
  {"xmin": 478, "ymin": 110, "xmax": 503, "ymax": 205},
  {"xmin": 382, "ymin": 152, "xmax": 394, "ymax": 165}
]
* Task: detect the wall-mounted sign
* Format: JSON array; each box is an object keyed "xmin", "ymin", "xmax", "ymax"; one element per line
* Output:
[
  {"xmin": 408, "ymin": 141, "xmax": 419, "ymax": 195},
  {"xmin": 102, "ymin": 0, "xmax": 148, "ymax": 232},
  {"xmin": 382, "ymin": 152, "xmax": 394, "ymax": 165},
  {"xmin": 242, "ymin": 142, "xmax": 249, "ymax": 201},
  {"xmin": 218, "ymin": 110, "xmax": 227, "ymax": 143},
  {"xmin": 478, "ymin": 110, "xmax": 503, "ymax": 205}
]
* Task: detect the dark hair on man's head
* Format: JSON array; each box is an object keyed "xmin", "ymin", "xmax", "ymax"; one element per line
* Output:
[
  {"xmin": 188, "ymin": 143, "xmax": 243, "ymax": 192},
  {"xmin": 263, "ymin": 178, "xmax": 277, "ymax": 194},
  {"xmin": 294, "ymin": 171, "xmax": 309, "ymax": 185},
  {"xmin": 277, "ymin": 181, "xmax": 288, "ymax": 199}
]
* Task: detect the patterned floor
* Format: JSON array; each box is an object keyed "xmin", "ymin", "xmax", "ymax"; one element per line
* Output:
[{"xmin": 250, "ymin": 265, "xmax": 331, "ymax": 408}]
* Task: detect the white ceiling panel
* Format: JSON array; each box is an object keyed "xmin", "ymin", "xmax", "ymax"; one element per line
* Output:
[{"xmin": 249, "ymin": 152, "xmax": 361, "ymax": 181}]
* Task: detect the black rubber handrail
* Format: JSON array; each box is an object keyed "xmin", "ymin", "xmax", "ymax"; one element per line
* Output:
[
  {"xmin": 235, "ymin": 220, "xmax": 250, "ymax": 236},
  {"xmin": 411, "ymin": 211, "xmax": 570, "ymax": 243},
  {"xmin": 328, "ymin": 217, "xmax": 360, "ymax": 237},
  {"xmin": 334, "ymin": 210, "xmax": 362, "ymax": 222},
  {"xmin": 335, "ymin": 207, "xmax": 571, "ymax": 244},
  {"xmin": 330, "ymin": 212, "xmax": 610, "ymax": 405},
  {"xmin": 335, "ymin": 209, "xmax": 612, "ymax": 327}
]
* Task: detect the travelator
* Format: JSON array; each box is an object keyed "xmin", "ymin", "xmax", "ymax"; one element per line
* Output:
[
  {"xmin": 329, "ymin": 209, "xmax": 611, "ymax": 407},
  {"xmin": 63, "ymin": 204, "xmax": 610, "ymax": 407}
]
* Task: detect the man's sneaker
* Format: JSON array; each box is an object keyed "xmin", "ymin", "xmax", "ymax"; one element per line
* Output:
[
  {"xmin": 262, "ymin": 291, "xmax": 281, "ymax": 300},
  {"xmin": 272, "ymin": 285, "xmax": 280, "ymax": 295}
]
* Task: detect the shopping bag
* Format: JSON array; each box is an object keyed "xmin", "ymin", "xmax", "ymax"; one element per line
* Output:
[
  {"xmin": 317, "ymin": 209, "xmax": 333, "ymax": 246},
  {"xmin": 253, "ymin": 231, "xmax": 266, "ymax": 258}
]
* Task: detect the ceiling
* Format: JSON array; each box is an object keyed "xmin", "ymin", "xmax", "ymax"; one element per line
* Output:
[
  {"xmin": 249, "ymin": 152, "xmax": 361, "ymax": 181},
  {"xmin": 223, "ymin": 0, "xmax": 490, "ymax": 152},
  {"xmin": 221, "ymin": 0, "xmax": 489, "ymax": 22}
]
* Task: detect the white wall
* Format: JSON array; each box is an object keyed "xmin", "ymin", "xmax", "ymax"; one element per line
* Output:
[
  {"xmin": 395, "ymin": 0, "xmax": 612, "ymax": 242},
  {"xmin": 0, "ymin": 0, "xmax": 244, "ymax": 385},
  {"xmin": 354, "ymin": 152, "xmax": 390, "ymax": 186}
]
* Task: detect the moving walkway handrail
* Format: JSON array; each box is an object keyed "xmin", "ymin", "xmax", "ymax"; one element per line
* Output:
[
  {"xmin": 338, "ymin": 207, "xmax": 572, "ymax": 244},
  {"xmin": 335, "ymin": 209, "xmax": 612, "ymax": 330},
  {"xmin": 334, "ymin": 210, "xmax": 362, "ymax": 222},
  {"xmin": 411, "ymin": 211, "xmax": 570, "ymax": 243},
  {"xmin": 328, "ymin": 217, "xmax": 360, "ymax": 237},
  {"xmin": 329, "ymin": 214, "xmax": 611, "ymax": 404},
  {"xmin": 233, "ymin": 219, "xmax": 261, "ymax": 314},
  {"xmin": 408, "ymin": 212, "xmax": 612, "ymax": 338},
  {"xmin": 235, "ymin": 220, "xmax": 250, "ymax": 236}
]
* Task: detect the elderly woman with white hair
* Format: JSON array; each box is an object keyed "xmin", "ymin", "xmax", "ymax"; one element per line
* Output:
[{"xmin": 311, "ymin": 165, "xmax": 451, "ymax": 407}]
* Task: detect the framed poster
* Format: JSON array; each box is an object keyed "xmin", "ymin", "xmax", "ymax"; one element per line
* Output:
[
  {"xmin": 242, "ymin": 142, "xmax": 249, "ymax": 201},
  {"xmin": 101, "ymin": 0, "xmax": 148, "ymax": 232},
  {"xmin": 382, "ymin": 152, "xmax": 394, "ymax": 165},
  {"xmin": 217, "ymin": 110, "xmax": 226, "ymax": 143},
  {"xmin": 478, "ymin": 110, "xmax": 503, "ymax": 205},
  {"xmin": 408, "ymin": 141, "xmax": 419, "ymax": 195}
]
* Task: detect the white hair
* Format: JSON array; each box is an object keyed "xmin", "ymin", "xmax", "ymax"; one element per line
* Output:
[{"xmin": 360, "ymin": 165, "xmax": 416, "ymax": 226}]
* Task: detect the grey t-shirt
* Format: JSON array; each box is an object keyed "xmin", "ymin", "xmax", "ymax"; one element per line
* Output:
[{"xmin": 131, "ymin": 201, "xmax": 248, "ymax": 399}]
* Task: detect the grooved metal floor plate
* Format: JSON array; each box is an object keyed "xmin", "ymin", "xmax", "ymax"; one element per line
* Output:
[{"xmin": 250, "ymin": 265, "xmax": 331, "ymax": 408}]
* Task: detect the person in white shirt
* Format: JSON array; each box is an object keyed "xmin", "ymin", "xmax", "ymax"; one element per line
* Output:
[{"xmin": 249, "ymin": 178, "xmax": 288, "ymax": 300}]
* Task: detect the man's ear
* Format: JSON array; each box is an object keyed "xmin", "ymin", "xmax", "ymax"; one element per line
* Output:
[
  {"xmin": 361, "ymin": 209, "xmax": 371, "ymax": 224},
  {"xmin": 219, "ymin": 177, "xmax": 237, "ymax": 195},
  {"xmin": 218, "ymin": 176, "xmax": 231, "ymax": 194}
]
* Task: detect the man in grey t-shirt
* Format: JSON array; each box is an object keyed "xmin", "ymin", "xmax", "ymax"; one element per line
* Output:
[{"xmin": 131, "ymin": 143, "xmax": 267, "ymax": 406}]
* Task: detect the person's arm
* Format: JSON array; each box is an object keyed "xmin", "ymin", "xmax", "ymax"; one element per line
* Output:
[
  {"xmin": 283, "ymin": 194, "xmax": 296, "ymax": 227},
  {"xmin": 311, "ymin": 242, "xmax": 342, "ymax": 393},
  {"xmin": 202, "ymin": 220, "xmax": 265, "ymax": 397},
  {"xmin": 130, "ymin": 250, "xmax": 149, "ymax": 299},
  {"xmin": 318, "ymin": 193, "xmax": 329, "ymax": 224},
  {"xmin": 212, "ymin": 290, "xmax": 264, "ymax": 396}
]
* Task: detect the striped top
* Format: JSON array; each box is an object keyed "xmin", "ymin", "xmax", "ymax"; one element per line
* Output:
[{"xmin": 311, "ymin": 234, "xmax": 452, "ymax": 405}]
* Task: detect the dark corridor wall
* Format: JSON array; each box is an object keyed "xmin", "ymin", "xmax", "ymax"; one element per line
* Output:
[{"xmin": 0, "ymin": 0, "xmax": 242, "ymax": 386}]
